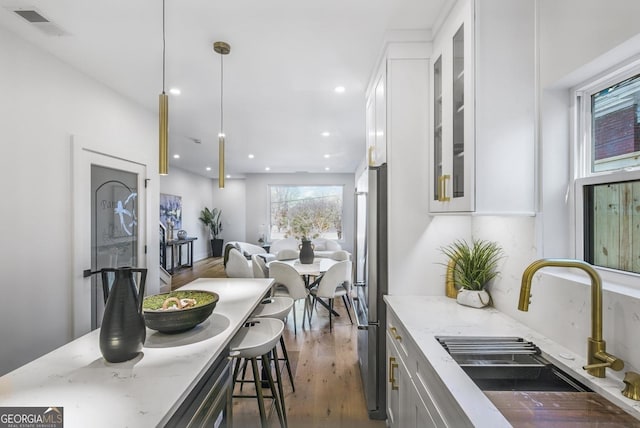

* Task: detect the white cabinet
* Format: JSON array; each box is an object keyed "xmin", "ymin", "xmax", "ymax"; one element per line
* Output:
[
  {"xmin": 366, "ymin": 69, "xmax": 387, "ymax": 166},
  {"xmin": 430, "ymin": 0, "xmax": 474, "ymax": 212},
  {"xmin": 430, "ymin": 0, "xmax": 536, "ymax": 214},
  {"xmin": 386, "ymin": 333, "xmax": 417, "ymax": 428},
  {"xmin": 386, "ymin": 309, "xmax": 474, "ymax": 428}
]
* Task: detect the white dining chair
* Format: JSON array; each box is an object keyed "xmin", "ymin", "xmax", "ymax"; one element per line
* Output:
[
  {"xmin": 276, "ymin": 248, "xmax": 299, "ymax": 261},
  {"xmin": 330, "ymin": 250, "xmax": 351, "ymax": 261},
  {"xmin": 269, "ymin": 261, "xmax": 310, "ymax": 335},
  {"xmin": 308, "ymin": 260, "xmax": 353, "ymax": 332},
  {"xmin": 251, "ymin": 254, "xmax": 269, "ymax": 278},
  {"xmin": 225, "ymin": 248, "xmax": 253, "ymax": 278}
]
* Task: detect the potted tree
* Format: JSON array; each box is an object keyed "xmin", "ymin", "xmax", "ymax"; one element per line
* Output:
[
  {"xmin": 199, "ymin": 207, "xmax": 224, "ymax": 257},
  {"xmin": 440, "ymin": 239, "xmax": 503, "ymax": 308}
]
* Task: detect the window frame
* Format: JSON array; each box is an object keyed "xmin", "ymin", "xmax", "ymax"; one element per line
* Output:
[{"xmin": 572, "ymin": 57, "xmax": 640, "ymax": 287}]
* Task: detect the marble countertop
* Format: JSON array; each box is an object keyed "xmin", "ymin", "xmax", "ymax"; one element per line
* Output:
[
  {"xmin": 0, "ymin": 278, "xmax": 273, "ymax": 428},
  {"xmin": 384, "ymin": 296, "xmax": 640, "ymax": 426}
]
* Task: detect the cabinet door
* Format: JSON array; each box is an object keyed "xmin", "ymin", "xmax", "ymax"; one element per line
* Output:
[
  {"xmin": 366, "ymin": 93, "xmax": 376, "ymax": 166},
  {"xmin": 366, "ymin": 68, "xmax": 387, "ymax": 167},
  {"xmin": 386, "ymin": 333, "xmax": 415, "ymax": 428},
  {"xmin": 430, "ymin": 0, "xmax": 474, "ymax": 213}
]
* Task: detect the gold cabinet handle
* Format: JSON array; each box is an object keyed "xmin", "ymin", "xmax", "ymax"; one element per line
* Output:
[
  {"xmin": 389, "ymin": 327, "xmax": 401, "ymax": 341},
  {"xmin": 388, "ymin": 357, "xmax": 399, "ymax": 390},
  {"xmin": 438, "ymin": 174, "xmax": 451, "ymax": 202}
]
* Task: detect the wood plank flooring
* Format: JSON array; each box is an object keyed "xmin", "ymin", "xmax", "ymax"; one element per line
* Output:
[{"xmin": 169, "ymin": 258, "xmax": 386, "ymax": 428}]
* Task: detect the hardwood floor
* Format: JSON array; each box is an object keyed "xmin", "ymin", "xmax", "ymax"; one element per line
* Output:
[{"xmin": 170, "ymin": 258, "xmax": 386, "ymax": 428}]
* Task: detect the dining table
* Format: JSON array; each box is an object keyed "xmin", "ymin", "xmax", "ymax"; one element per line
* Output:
[{"xmin": 267, "ymin": 258, "xmax": 341, "ymax": 316}]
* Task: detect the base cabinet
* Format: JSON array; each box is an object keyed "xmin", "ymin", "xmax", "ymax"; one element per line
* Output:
[
  {"xmin": 387, "ymin": 310, "xmax": 473, "ymax": 428},
  {"xmin": 386, "ymin": 335, "xmax": 418, "ymax": 428}
]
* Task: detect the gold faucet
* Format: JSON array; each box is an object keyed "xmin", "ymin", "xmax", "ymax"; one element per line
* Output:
[{"xmin": 518, "ymin": 258, "xmax": 624, "ymax": 378}]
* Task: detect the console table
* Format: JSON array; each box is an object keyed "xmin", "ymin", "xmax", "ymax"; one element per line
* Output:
[{"xmin": 165, "ymin": 237, "xmax": 197, "ymax": 274}]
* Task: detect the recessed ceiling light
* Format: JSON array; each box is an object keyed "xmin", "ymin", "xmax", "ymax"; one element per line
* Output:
[
  {"xmin": 248, "ymin": 154, "xmax": 255, "ymax": 159},
  {"xmin": 334, "ymin": 86, "xmax": 345, "ymax": 93},
  {"xmin": 325, "ymin": 167, "xmax": 330, "ymax": 171},
  {"xmin": 265, "ymin": 167, "xmax": 271, "ymax": 171},
  {"xmin": 323, "ymin": 154, "xmax": 330, "ymax": 159},
  {"xmin": 226, "ymin": 174, "xmax": 231, "ymax": 178},
  {"xmin": 169, "ymin": 88, "xmax": 181, "ymax": 95},
  {"xmin": 321, "ymin": 131, "xmax": 330, "ymax": 137},
  {"xmin": 206, "ymin": 167, "xmax": 211, "ymax": 171},
  {"xmin": 173, "ymin": 154, "xmax": 180, "ymax": 159}
]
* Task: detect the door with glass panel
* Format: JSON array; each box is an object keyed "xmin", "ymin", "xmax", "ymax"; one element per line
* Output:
[
  {"xmin": 72, "ymin": 143, "xmax": 147, "ymax": 337},
  {"xmin": 90, "ymin": 165, "xmax": 141, "ymax": 330}
]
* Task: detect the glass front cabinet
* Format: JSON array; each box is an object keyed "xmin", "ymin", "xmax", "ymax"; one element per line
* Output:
[{"xmin": 430, "ymin": 0, "xmax": 474, "ymax": 213}]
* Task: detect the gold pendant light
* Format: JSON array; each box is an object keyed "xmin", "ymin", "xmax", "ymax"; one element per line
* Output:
[
  {"xmin": 214, "ymin": 41, "xmax": 230, "ymax": 188},
  {"xmin": 158, "ymin": 0, "xmax": 169, "ymax": 175}
]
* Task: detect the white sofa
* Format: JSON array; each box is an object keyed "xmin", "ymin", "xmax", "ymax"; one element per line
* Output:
[
  {"xmin": 224, "ymin": 241, "xmax": 276, "ymax": 265},
  {"xmin": 269, "ymin": 237, "xmax": 346, "ymax": 259}
]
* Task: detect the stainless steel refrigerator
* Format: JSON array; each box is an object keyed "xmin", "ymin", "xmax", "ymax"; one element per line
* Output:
[{"xmin": 354, "ymin": 163, "xmax": 387, "ymax": 420}]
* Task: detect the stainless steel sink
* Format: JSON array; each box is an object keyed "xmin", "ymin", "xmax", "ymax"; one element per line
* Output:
[{"xmin": 436, "ymin": 336, "xmax": 592, "ymax": 392}]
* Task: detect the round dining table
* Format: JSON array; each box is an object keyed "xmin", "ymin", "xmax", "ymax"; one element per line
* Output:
[{"xmin": 267, "ymin": 258, "xmax": 341, "ymax": 316}]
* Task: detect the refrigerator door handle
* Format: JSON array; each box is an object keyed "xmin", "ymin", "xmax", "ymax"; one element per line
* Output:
[{"xmin": 354, "ymin": 298, "xmax": 370, "ymax": 330}]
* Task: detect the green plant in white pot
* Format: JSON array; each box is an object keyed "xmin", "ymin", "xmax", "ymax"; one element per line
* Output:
[{"xmin": 440, "ymin": 239, "xmax": 503, "ymax": 308}]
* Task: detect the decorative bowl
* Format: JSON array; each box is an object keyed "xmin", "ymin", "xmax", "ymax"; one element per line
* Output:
[{"xmin": 143, "ymin": 290, "xmax": 219, "ymax": 334}]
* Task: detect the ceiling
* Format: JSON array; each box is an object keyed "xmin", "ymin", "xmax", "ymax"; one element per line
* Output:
[{"xmin": 0, "ymin": 0, "xmax": 446, "ymax": 178}]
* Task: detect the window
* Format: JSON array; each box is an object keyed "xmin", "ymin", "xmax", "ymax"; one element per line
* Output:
[
  {"xmin": 575, "ymin": 63, "xmax": 640, "ymax": 276},
  {"xmin": 269, "ymin": 185, "xmax": 343, "ymax": 241}
]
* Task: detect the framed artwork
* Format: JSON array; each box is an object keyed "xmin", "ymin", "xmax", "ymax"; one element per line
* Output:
[{"xmin": 160, "ymin": 193, "xmax": 182, "ymax": 229}]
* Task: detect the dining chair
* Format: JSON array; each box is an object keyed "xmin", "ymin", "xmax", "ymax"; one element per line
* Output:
[
  {"xmin": 330, "ymin": 250, "xmax": 351, "ymax": 261},
  {"xmin": 308, "ymin": 260, "xmax": 353, "ymax": 332},
  {"xmin": 276, "ymin": 248, "xmax": 299, "ymax": 261},
  {"xmin": 269, "ymin": 261, "xmax": 310, "ymax": 335},
  {"xmin": 225, "ymin": 248, "xmax": 253, "ymax": 278},
  {"xmin": 251, "ymin": 254, "xmax": 269, "ymax": 278}
]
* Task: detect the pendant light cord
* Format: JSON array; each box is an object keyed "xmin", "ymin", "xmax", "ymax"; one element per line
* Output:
[{"xmin": 220, "ymin": 51, "xmax": 224, "ymax": 135}]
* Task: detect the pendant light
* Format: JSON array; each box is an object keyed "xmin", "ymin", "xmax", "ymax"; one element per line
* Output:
[
  {"xmin": 214, "ymin": 41, "xmax": 230, "ymax": 188},
  {"xmin": 158, "ymin": 0, "xmax": 169, "ymax": 175}
]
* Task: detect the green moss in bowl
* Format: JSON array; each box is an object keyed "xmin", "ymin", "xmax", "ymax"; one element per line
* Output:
[{"xmin": 143, "ymin": 290, "xmax": 219, "ymax": 333}]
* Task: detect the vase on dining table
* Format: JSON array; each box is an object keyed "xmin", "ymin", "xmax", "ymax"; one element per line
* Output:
[{"xmin": 298, "ymin": 239, "xmax": 315, "ymax": 264}]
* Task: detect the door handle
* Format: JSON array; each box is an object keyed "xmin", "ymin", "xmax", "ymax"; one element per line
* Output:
[
  {"xmin": 389, "ymin": 327, "xmax": 402, "ymax": 341},
  {"xmin": 389, "ymin": 357, "xmax": 399, "ymax": 390},
  {"xmin": 438, "ymin": 174, "xmax": 451, "ymax": 202},
  {"xmin": 353, "ymin": 298, "xmax": 368, "ymax": 330}
]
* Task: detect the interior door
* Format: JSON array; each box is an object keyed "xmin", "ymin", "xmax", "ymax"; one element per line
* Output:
[
  {"xmin": 90, "ymin": 165, "xmax": 140, "ymax": 329},
  {"xmin": 72, "ymin": 139, "xmax": 147, "ymax": 337}
]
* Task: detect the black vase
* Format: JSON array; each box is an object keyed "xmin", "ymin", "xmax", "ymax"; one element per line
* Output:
[
  {"xmin": 298, "ymin": 240, "xmax": 315, "ymax": 264},
  {"xmin": 99, "ymin": 268, "xmax": 147, "ymax": 363}
]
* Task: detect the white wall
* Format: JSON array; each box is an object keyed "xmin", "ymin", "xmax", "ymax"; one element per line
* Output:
[
  {"xmin": 212, "ymin": 179, "xmax": 247, "ymax": 245},
  {"xmin": 160, "ymin": 168, "xmax": 215, "ymax": 262},
  {"xmin": 244, "ymin": 173, "xmax": 355, "ymax": 252},
  {"xmin": 0, "ymin": 26, "xmax": 159, "ymax": 375}
]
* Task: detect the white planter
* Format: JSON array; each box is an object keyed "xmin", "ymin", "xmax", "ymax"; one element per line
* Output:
[{"xmin": 456, "ymin": 289, "xmax": 490, "ymax": 308}]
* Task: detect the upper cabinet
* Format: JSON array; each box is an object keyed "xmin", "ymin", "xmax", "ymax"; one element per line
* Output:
[
  {"xmin": 430, "ymin": 0, "xmax": 536, "ymax": 215},
  {"xmin": 430, "ymin": 1, "xmax": 474, "ymax": 212},
  {"xmin": 367, "ymin": 71, "xmax": 387, "ymax": 166}
]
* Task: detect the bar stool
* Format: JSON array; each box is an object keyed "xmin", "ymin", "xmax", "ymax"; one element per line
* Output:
[
  {"xmin": 229, "ymin": 317, "xmax": 287, "ymax": 428},
  {"xmin": 251, "ymin": 296, "xmax": 296, "ymax": 392}
]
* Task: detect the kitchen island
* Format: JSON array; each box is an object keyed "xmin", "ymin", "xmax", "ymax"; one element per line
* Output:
[
  {"xmin": 0, "ymin": 278, "xmax": 273, "ymax": 427},
  {"xmin": 384, "ymin": 296, "xmax": 640, "ymax": 427}
]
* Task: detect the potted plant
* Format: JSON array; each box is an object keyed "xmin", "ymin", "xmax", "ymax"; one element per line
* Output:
[
  {"xmin": 199, "ymin": 207, "xmax": 224, "ymax": 257},
  {"xmin": 440, "ymin": 239, "xmax": 503, "ymax": 308}
]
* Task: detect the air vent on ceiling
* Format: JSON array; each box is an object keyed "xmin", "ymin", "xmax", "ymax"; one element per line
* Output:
[
  {"xmin": 14, "ymin": 9, "xmax": 48, "ymax": 23},
  {"xmin": 13, "ymin": 9, "xmax": 69, "ymax": 36}
]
